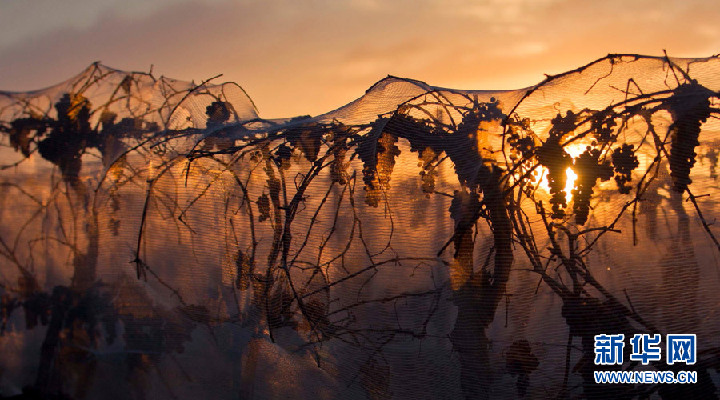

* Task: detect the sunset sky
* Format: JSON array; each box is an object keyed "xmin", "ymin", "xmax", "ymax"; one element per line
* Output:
[{"xmin": 1, "ymin": 0, "xmax": 719, "ymax": 118}]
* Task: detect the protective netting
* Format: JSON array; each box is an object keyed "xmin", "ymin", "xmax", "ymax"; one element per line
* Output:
[{"xmin": 1, "ymin": 55, "xmax": 720, "ymax": 399}]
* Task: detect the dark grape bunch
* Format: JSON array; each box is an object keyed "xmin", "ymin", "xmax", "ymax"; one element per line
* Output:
[
  {"xmin": 357, "ymin": 117, "xmax": 402, "ymax": 207},
  {"xmin": 611, "ymin": 144, "xmax": 639, "ymax": 194},
  {"xmin": 383, "ymin": 113, "xmax": 438, "ymax": 194},
  {"xmin": 537, "ymin": 139, "xmax": 571, "ymax": 218},
  {"xmin": 572, "ymin": 146, "xmax": 613, "ymax": 225},
  {"xmin": 537, "ymin": 112, "xmax": 576, "ymax": 218},
  {"xmin": 205, "ymin": 100, "xmax": 231, "ymax": 127},
  {"xmin": 37, "ymin": 93, "xmax": 95, "ymax": 186},
  {"xmin": 506, "ymin": 115, "xmax": 536, "ymax": 162},
  {"xmin": 666, "ymin": 81, "xmax": 714, "ymax": 193}
]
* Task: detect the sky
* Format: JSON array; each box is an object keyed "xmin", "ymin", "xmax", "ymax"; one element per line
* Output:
[{"xmin": 1, "ymin": 0, "xmax": 719, "ymax": 118}]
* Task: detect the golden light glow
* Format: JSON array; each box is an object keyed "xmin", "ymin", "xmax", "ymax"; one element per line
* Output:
[
  {"xmin": 531, "ymin": 165, "xmax": 578, "ymax": 204},
  {"xmin": 533, "ymin": 167, "xmax": 551, "ymax": 193},
  {"xmin": 564, "ymin": 143, "xmax": 588, "ymax": 159},
  {"xmin": 565, "ymin": 167, "xmax": 577, "ymax": 204}
]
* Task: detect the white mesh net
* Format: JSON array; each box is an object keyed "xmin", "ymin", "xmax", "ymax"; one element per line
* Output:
[{"xmin": 1, "ymin": 55, "xmax": 720, "ymax": 399}]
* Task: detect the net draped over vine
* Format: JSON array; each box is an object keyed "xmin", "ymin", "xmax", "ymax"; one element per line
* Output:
[{"xmin": 1, "ymin": 56, "xmax": 720, "ymax": 399}]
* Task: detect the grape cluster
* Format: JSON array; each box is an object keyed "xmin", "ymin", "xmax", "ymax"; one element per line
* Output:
[
  {"xmin": 537, "ymin": 139, "xmax": 572, "ymax": 218},
  {"xmin": 611, "ymin": 144, "xmax": 639, "ymax": 194},
  {"xmin": 572, "ymin": 147, "xmax": 613, "ymax": 225},
  {"xmin": 358, "ymin": 117, "xmax": 402, "ymax": 207},
  {"xmin": 666, "ymin": 82, "xmax": 713, "ymax": 193},
  {"xmin": 537, "ymin": 112, "xmax": 577, "ymax": 218}
]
